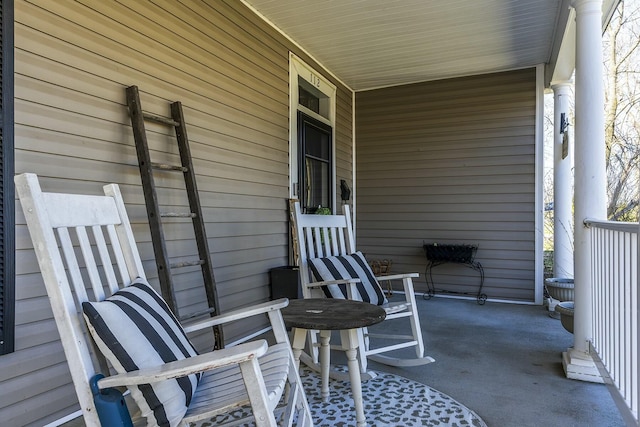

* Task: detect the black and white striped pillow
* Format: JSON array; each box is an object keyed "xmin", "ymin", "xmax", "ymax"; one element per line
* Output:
[
  {"xmin": 309, "ymin": 251, "xmax": 387, "ymax": 305},
  {"xmin": 82, "ymin": 277, "xmax": 200, "ymax": 427}
]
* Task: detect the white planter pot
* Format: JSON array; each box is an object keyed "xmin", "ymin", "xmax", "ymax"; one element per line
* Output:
[{"xmin": 545, "ymin": 278, "xmax": 574, "ymax": 302}]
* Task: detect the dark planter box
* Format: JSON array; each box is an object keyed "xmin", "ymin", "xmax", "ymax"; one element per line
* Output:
[
  {"xmin": 269, "ymin": 266, "xmax": 302, "ymax": 300},
  {"xmin": 423, "ymin": 243, "xmax": 478, "ymax": 263}
]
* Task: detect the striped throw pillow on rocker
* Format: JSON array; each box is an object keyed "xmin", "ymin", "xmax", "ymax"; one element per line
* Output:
[
  {"xmin": 82, "ymin": 277, "xmax": 200, "ymax": 427},
  {"xmin": 309, "ymin": 251, "xmax": 388, "ymax": 306}
]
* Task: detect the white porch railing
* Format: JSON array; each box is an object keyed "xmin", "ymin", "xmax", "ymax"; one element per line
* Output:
[{"xmin": 586, "ymin": 218, "xmax": 638, "ymax": 424}]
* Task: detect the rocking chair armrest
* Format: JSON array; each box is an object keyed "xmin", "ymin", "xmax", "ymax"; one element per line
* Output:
[
  {"xmin": 305, "ymin": 279, "xmax": 362, "ymax": 301},
  {"xmin": 374, "ymin": 273, "xmax": 419, "ymax": 281},
  {"xmin": 183, "ymin": 298, "xmax": 289, "ymax": 333},
  {"xmin": 304, "ymin": 278, "xmax": 361, "ymax": 289},
  {"xmin": 97, "ymin": 340, "xmax": 269, "ymax": 389}
]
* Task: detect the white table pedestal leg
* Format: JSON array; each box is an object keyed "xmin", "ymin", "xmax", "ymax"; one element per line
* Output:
[
  {"xmin": 319, "ymin": 330, "xmax": 331, "ymax": 402},
  {"xmin": 341, "ymin": 329, "xmax": 366, "ymax": 427},
  {"xmin": 291, "ymin": 328, "xmax": 307, "ymax": 369}
]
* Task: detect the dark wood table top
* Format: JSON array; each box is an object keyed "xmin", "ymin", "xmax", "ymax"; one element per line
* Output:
[{"xmin": 282, "ymin": 298, "xmax": 386, "ymax": 330}]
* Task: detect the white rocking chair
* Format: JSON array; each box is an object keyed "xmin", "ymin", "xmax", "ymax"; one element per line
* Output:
[
  {"xmin": 15, "ymin": 173, "xmax": 313, "ymax": 427},
  {"xmin": 291, "ymin": 201, "xmax": 434, "ymax": 376}
]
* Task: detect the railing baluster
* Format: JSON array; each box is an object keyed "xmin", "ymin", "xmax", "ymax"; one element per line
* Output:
[
  {"xmin": 611, "ymin": 227, "xmax": 615, "ymax": 377},
  {"xmin": 632, "ymin": 231, "xmax": 638, "ymax": 416}
]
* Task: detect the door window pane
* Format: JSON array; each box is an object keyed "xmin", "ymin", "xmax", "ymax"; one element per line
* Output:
[
  {"xmin": 305, "ymin": 157, "xmax": 330, "ymax": 210},
  {"xmin": 298, "ymin": 112, "xmax": 332, "ymax": 213},
  {"xmin": 305, "ymin": 125, "xmax": 330, "ymax": 160}
]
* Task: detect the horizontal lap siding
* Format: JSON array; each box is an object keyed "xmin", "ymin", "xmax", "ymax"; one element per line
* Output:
[
  {"xmin": 7, "ymin": 0, "xmax": 353, "ymax": 425},
  {"xmin": 355, "ymin": 69, "xmax": 536, "ymax": 302},
  {"xmin": 336, "ymin": 89, "xmax": 354, "ymax": 198}
]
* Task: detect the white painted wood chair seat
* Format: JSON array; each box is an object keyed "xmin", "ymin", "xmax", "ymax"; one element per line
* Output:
[
  {"xmin": 185, "ymin": 343, "xmax": 289, "ymax": 417},
  {"xmin": 15, "ymin": 173, "xmax": 312, "ymax": 427},
  {"xmin": 381, "ymin": 299, "xmax": 409, "ymax": 315},
  {"xmin": 291, "ymin": 201, "xmax": 434, "ymax": 376}
]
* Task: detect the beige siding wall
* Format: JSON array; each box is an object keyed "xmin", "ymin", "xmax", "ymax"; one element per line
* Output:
[
  {"xmin": 355, "ymin": 69, "xmax": 536, "ymax": 302},
  {"xmin": 336, "ymin": 89, "xmax": 354, "ymax": 200},
  {"xmin": 4, "ymin": 1, "xmax": 353, "ymax": 425}
]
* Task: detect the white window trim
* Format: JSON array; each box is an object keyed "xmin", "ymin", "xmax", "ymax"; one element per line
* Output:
[{"xmin": 289, "ymin": 53, "xmax": 337, "ymax": 210}]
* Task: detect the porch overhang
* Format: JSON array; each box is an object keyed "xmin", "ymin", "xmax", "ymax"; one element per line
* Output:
[
  {"xmin": 241, "ymin": 0, "xmax": 622, "ymax": 91},
  {"xmin": 547, "ymin": 0, "xmax": 622, "ymax": 86}
]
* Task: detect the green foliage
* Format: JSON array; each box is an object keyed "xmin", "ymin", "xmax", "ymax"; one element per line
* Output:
[{"xmin": 315, "ymin": 206, "xmax": 331, "ymax": 215}]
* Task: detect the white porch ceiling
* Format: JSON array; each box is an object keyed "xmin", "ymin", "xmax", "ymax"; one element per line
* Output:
[{"xmin": 240, "ymin": 0, "xmax": 609, "ymax": 92}]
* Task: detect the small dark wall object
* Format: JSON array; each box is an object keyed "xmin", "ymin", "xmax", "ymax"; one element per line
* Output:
[
  {"xmin": 90, "ymin": 374, "xmax": 133, "ymax": 427},
  {"xmin": 340, "ymin": 179, "xmax": 351, "ymax": 201},
  {"xmin": 560, "ymin": 112, "xmax": 570, "ymax": 159},
  {"xmin": 270, "ymin": 266, "xmax": 302, "ymax": 300}
]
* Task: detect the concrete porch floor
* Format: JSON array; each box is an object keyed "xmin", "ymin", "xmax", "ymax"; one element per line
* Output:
[{"xmin": 364, "ymin": 295, "xmax": 627, "ymax": 427}]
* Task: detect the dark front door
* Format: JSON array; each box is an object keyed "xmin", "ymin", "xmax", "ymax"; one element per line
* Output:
[{"xmin": 298, "ymin": 111, "xmax": 332, "ymax": 213}]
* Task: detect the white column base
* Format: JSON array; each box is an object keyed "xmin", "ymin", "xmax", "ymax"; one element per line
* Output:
[{"xmin": 562, "ymin": 348, "xmax": 604, "ymax": 383}]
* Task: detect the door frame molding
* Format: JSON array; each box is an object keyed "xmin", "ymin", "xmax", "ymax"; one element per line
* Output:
[{"xmin": 289, "ymin": 53, "xmax": 337, "ymax": 210}]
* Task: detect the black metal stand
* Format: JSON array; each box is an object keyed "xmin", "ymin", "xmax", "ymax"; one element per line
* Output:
[{"xmin": 422, "ymin": 244, "xmax": 487, "ymax": 305}]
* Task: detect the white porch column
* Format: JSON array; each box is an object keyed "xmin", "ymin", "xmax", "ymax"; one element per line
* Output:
[
  {"xmin": 564, "ymin": 0, "xmax": 607, "ymax": 383},
  {"xmin": 551, "ymin": 82, "xmax": 574, "ymax": 279}
]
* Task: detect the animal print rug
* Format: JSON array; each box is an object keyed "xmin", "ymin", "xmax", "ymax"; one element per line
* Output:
[{"xmin": 196, "ymin": 366, "xmax": 487, "ymax": 427}]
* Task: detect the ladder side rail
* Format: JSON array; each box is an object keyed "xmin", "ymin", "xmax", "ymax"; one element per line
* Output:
[
  {"xmin": 126, "ymin": 85, "xmax": 178, "ymax": 314},
  {"xmin": 171, "ymin": 100, "xmax": 224, "ymax": 348}
]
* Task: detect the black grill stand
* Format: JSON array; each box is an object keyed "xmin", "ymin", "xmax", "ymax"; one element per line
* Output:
[{"xmin": 422, "ymin": 243, "xmax": 487, "ymax": 305}]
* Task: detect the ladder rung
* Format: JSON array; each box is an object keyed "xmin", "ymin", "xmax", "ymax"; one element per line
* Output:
[
  {"xmin": 180, "ymin": 307, "xmax": 217, "ymax": 322},
  {"xmin": 170, "ymin": 259, "xmax": 206, "ymax": 268},
  {"xmin": 151, "ymin": 162, "xmax": 188, "ymax": 172},
  {"xmin": 142, "ymin": 111, "xmax": 180, "ymax": 127},
  {"xmin": 160, "ymin": 212, "xmax": 197, "ymax": 218}
]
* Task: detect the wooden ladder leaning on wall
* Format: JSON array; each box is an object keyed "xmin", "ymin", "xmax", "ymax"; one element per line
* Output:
[{"xmin": 126, "ymin": 85, "xmax": 223, "ymax": 347}]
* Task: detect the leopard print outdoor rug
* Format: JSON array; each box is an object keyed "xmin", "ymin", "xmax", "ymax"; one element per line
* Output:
[{"xmin": 198, "ymin": 366, "xmax": 487, "ymax": 427}]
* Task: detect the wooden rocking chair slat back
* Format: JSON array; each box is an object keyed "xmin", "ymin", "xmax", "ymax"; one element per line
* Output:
[
  {"xmin": 297, "ymin": 206, "xmax": 355, "ymax": 262},
  {"xmin": 15, "ymin": 174, "xmax": 146, "ymax": 425}
]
